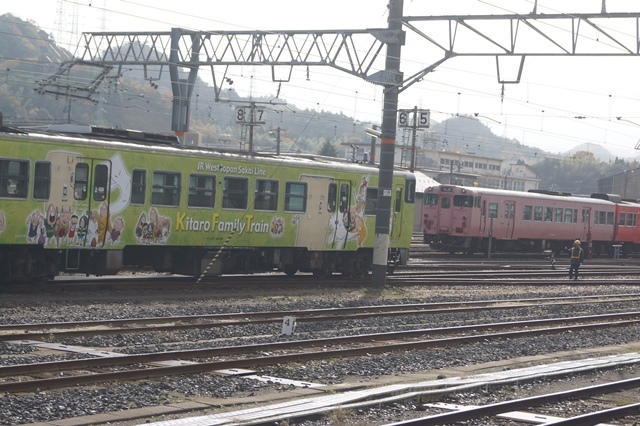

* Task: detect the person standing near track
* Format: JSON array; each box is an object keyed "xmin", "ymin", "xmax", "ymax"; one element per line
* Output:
[{"xmin": 568, "ymin": 240, "xmax": 584, "ymax": 280}]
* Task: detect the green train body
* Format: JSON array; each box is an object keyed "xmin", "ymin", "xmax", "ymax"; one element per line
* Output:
[{"xmin": 0, "ymin": 125, "xmax": 415, "ymax": 283}]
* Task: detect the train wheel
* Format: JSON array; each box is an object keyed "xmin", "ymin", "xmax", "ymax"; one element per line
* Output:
[{"xmin": 283, "ymin": 266, "xmax": 298, "ymax": 276}]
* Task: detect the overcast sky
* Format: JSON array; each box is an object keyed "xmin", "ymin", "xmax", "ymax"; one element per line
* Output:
[{"xmin": 7, "ymin": 0, "xmax": 640, "ymax": 160}]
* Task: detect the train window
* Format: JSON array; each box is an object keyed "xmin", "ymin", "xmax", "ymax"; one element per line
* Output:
[
  {"xmin": 554, "ymin": 208, "xmax": 563, "ymax": 223},
  {"xmin": 454, "ymin": 195, "xmax": 473, "ymax": 207},
  {"xmin": 488, "ymin": 202, "xmax": 498, "ymax": 218},
  {"xmin": 595, "ymin": 210, "xmax": 605, "ymax": 224},
  {"xmin": 607, "ymin": 211, "xmax": 615, "ymax": 225},
  {"xmin": 131, "ymin": 169, "xmax": 147, "ymax": 205},
  {"xmin": 424, "ymin": 193, "xmax": 438, "ymax": 206},
  {"xmin": 152, "ymin": 171, "xmax": 181, "ymax": 206},
  {"xmin": 285, "ymin": 182, "xmax": 307, "ymax": 212},
  {"xmin": 628, "ymin": 213, "xmax": 637, "ymax": 227},
  {"xmin": 93, "ymin": 164, "xmax": 108, "ymax": 202},
  {"xmin": 582, "ymin": 209, "xmax": 590, "ymax": 224},
  {"xmin": 339, "ymin": 184, "xmax": 350, "ymax": 213},
  {"xmin": 523, "ymin": 205, "xmax": 532, "ymax": 221},
  {"xmin": 395, "ymin": 187, "xmax": 402, "ymax": 212},
  {"xmin": 189, "ymin": 174, "xmax": 216, "ymax": 208},
  {"xmin": 74, "ymin": 163, "xmax": 89, "ymax": 200},
  {"xmin": 441, "ymin": 197, "xmax": 451, "ymax": 209},
  {"xmin": 405, "ymin": 176, "xmax": 416, "ymax": 203},
  {"xmin": 564, "ymin": 209, "xmax": 572, "ymax": 223},
  {"xmin": 619, "ymin": 213, "xmax": 626, "ymax": 226},
  {"xmin": 255, "ymin": 179, "xmax": 278, "ymax": 211},
  {"xmin": 223, "ymin": 177, "xmax": 248, "ymax": 209},
  {"xmin": 504, "ymin": 202, "xmax": 514, "ymax": 219},
  {"xmin": 327, "ymin": 183, "xmax": 337, "ymax": 212},
  {"xmin": 33, "ymin": 161, "xmax": 51, "ymax": 200},
  {"xmin": 0, "ymin": 158, "xmax": 29, "ymax": 199},
  {"xmin": 544, "ymin": 207, "xmax": 553, "ymax": 222},
  {"xmin": 534, "ymin": 206, "xmax": 543, "ymax": 221},
  {"xmin": 365, "ymin": 187, "xmax": 378, "ymax": 215}
]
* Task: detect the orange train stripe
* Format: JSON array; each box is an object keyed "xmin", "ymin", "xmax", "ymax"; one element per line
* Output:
[{"xmin": 381, "ymin": 138, "xmax": 396, "ymax": 145}]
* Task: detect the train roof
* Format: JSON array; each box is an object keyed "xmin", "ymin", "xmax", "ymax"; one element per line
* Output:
[
  {"xmin": 0, "ymin": 124, "xmax": 415, "ymax": 178},
  {"xmin": 428, "ymin": 184, "xmax": 618, "ymax": 206}
]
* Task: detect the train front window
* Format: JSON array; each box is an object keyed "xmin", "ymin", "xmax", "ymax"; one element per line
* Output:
[
  {"xmin": 33, "ymin": 161, "xmax": 51, "ymax": 200},
  {"xmin": 0, "ymin": 158, "xmax": 29, "ymax": 199},
  {"xmin": 424, "ymin": 193, "xmax": 438, "ymax": 206},
  {"xmin": 453, "ymin": 195, "xmax": 473, "ymax": 207}
]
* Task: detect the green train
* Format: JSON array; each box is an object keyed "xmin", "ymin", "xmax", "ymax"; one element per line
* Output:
[{"xmin": 0, "ymin": 123, "xmax": 416, "ymax": 283}]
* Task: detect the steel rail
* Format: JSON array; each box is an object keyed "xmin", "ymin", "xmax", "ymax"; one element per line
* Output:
[
  {"xmin": 1, "ymin": 314, "xmax": 639, "ymax": 393},
  {"xmin": 388, "ymin": 377, "xmax": 640, "ymax": 425}
]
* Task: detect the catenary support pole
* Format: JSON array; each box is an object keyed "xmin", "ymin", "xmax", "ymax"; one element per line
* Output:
[{"xmin": 372, "ymin": 0, "xmax": 404, "ymax": 288}]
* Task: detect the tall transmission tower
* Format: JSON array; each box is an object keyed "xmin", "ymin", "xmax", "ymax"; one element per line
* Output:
[{"xmin": 54, "ymin": 0, "xmax": 79, "ymax": 50}]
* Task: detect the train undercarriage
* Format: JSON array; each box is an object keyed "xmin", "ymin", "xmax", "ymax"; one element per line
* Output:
[{"xmin": 0, "ymin": 244, "xmax": 407, "ymax": 284}]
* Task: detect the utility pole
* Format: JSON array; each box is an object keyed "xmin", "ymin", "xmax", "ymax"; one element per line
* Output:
[{"xmin": 371, "ymin": 0, "xmax": 404, "ymax": 287}]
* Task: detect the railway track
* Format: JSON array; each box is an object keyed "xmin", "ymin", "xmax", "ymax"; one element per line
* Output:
[
  {"xmin": 3, "ymin": 279, "xmax": 640, "ymax": 425},
  {"xmin": 2, "ymin": 311, "xmax": 640, "ymax": 394},
  {"xmin": 2, "ymin": 293, "xmax": 640, "ymax": 340}
]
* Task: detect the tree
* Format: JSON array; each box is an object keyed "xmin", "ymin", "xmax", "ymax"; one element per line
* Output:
[{"xmin": 318, "ymin": 139, "xmax": 338, "ymax": 157}]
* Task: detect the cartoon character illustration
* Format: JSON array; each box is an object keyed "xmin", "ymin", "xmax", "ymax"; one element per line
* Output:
[
  {"xmin": 27, "ymin": 210, "xmax": 42, "ymax": 242},
  {"xmin": 136, "ymin": 213, "xmax": 147, "ymax": 242},
  {"xmin": 87, "ymin": 210, "xmax": 99, "ymax": 247},
  {"xmin": 135, "ymin": 209, "xmax": 171, "ymax": 244},
  {"xmin": 326, "ymin": 175, "xmax": 369, "ymax": 248},
  {"xmin": 76, "ymin": 214, "xmax": 88, "ymax": 246},
  {"xmin": 109, "ymin": 217, "xmax": 124, "ymax": 246},
  {"xmin": 68, "ymin": 214, "xmax": 78, "ymax": 243},
  {"xmin": 96, "ymin": 202, "xmax": 111, "ymax": 244},
  {"xmin": 55, "ymin": 209, "xmax": 71, "ymax": 247},
  {"xmin": 156, "ymin": 217, "xmax": 170, "ymax": 243},
  {"xmin": 104, "ymin": 153, "xmax": 131, "ymax": 215},
  {"xmin": 270, "ymin": 217, "xmax": 285, "ymax": 238},
  {"xmin": 44, "ymin": 204, "xmax": 58, "ymax": 247}
]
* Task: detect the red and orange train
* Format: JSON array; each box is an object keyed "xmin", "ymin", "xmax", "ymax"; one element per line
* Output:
[{"xmin": 422, "ymin": 184, "xmax": 640, "ymax": 256}]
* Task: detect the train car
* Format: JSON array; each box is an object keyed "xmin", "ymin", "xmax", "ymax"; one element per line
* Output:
[
  {"xmin": 422, "ymin": 184, "xmax": 619, "ymax": 255},
  {"xmin": 611, "ymin": 197, "xmax": 640, "ymax": 254},
  {"xmin": 0, "ymin": 124, "xmax": 416, "ymax": 283}
]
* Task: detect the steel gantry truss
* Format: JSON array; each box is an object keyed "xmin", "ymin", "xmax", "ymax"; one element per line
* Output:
[{"xmin": 35, "ymin": 0, "xmax": 640, "ymax": 286}]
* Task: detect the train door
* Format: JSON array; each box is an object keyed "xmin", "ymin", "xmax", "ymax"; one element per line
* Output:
[
  {"xmin": 503, "ymin": 200, "xmax": 516, "ymax": 239},
  {"xmin": 294, "ymin": 175, "xmax": 337, "ymax": 250},
  {"xmin": 72, "ymin": 159, "xmax": 112, "ymax": 250},
  {"xmin": 326, "ymin": 179, "xmax": 353, "ymax": 249},
  {"xmin": 437, "ymin": 191, "xmax": 453, "ymax": 233},
  {"xmin": 390, "ymin": 185, "xmax": 404, "ymax": 243}
]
